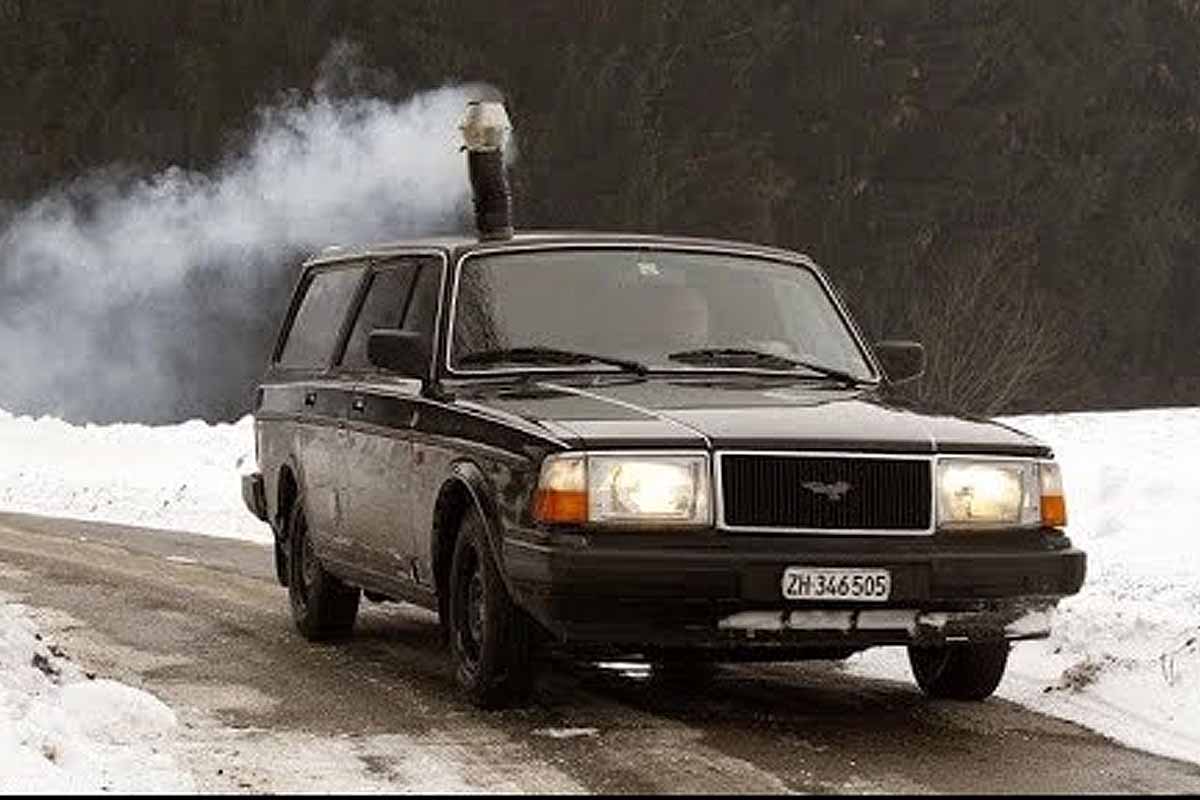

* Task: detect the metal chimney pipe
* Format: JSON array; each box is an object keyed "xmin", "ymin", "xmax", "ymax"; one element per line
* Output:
[{"xmin": 460, "ymin": 101, "xmax": 514, "ymax": 241}]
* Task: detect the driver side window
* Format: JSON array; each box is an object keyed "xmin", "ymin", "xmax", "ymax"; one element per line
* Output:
[{"xmin": 340, "ymin": 261, "xmax": 419, "ymax": 370}]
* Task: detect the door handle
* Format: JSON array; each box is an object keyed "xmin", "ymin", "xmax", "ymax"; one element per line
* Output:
[
  {"xmin": 303, "ymin": 391, "xmax": 317, "ymax": 407},
  {"xmin": 351, "ymin": 396, "xmax": 366, "ymax": 413}
]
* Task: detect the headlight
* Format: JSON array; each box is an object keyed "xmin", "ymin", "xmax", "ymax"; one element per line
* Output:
[
  {"xmin": 533, "ymin": 452, "xmax": 711, "ymax": 527},
  {"xmin": 936, "ymin": 458, "xmax": 1067, "ymax": 529}
]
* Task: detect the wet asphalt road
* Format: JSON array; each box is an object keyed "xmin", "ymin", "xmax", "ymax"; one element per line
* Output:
[{"xmin": 0, "ymin": 511, "xmax": 1197, "ymax": 794}]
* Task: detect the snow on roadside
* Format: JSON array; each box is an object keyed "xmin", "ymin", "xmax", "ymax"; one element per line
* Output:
[
  {"xmin": 0, "ymin": 597, "xmax": 193, "ymax": 793},
  {"xmin": 0, "ymin": 409, "xmax": 269, "ymax": 543},
  {"xmin": 846, "ymin": 407, "xmax": 1200, "ymax": 765}
]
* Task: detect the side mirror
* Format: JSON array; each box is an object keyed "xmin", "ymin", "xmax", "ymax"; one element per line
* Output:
[
  {"xmin": 367, "ymin": 329, "xmax": 432, "ymax": 379},
  {"xmin": 874, "ymin": 340, "xmax": 925, "ymax": 385}
]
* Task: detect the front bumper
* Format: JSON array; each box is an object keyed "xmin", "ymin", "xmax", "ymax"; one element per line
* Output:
[{"xmin": 504, "ymin": 529, "xmax": 1086, "ymax": 653}]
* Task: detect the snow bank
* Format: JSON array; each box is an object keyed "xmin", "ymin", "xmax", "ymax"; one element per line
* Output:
[
  {"xmin": 0, "ymin": 405, "xmax": 1197, "ymax": 765},
  {"xmin": 847, "ymin": 407, "xmax": 1200, "ymax": 765},
  {"xmin": 0, "ymin": 410, "xmax": 269, "ymax": 543},
  {"xmin": 1000, "ymin": 409, "xmax": 1199, "ymax": 762},
  {"xmin": 0, "ymin": 599, "xmax": 193, "ymax": 792}
]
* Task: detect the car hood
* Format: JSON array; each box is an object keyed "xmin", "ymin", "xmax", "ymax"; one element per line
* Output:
[{"xmin": 456, "ymin": 377, "xmax": 1049, "ymax": 456}]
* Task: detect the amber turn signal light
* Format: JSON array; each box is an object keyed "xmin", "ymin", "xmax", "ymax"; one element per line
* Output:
[
  {"xmin": 1039, "ymin": 461, "xmax": 1067, "ymax": 528},
  {"xmin": 532, "ymin": 454, "xmax": 587, "ymax": 524},
  {"xmin": 1041, "ymin": 494, "xmax": 1067, "ymax": 527},
  {"xmin": 533, "ymin": 488, "xmax": 587, "ymax": 524}
]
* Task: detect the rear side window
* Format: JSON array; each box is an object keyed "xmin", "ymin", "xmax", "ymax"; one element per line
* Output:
[{"xmin": 277, "ymin": 266, "xmax": 364, "ymax": 369}]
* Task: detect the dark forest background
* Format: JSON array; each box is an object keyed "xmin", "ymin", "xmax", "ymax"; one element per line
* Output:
[{"xmin": 2, "ymin": 0, "xmax": 1199, "ymax": 421}]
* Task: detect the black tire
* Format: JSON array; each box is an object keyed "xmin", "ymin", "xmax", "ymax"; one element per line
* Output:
[
  {"xmin": 448, "ymin": 509, "xmax": 536, "ymax": 709},
  {"xmin": 286, "ymin": 497, "xmax": 360, "ymax": 641},
  {"xmin": 908, "ymin": 640, "xmax": 1010, "ymax": 700}
]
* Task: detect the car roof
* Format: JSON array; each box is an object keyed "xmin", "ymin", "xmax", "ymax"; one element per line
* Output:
[{"xmin": 301, "ymin": 230, "xmax": 818, "ymax": 269}]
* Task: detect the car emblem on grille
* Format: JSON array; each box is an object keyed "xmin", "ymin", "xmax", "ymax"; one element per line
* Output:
[{"xmin": 802, "ymin": 480, "xmax": 853, "ymax": 502}]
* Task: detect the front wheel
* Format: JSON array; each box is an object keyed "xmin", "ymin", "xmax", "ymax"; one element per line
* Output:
[
  {"xmin": 286, "ymin": 497, "xmax": 360, "ymax": 641},
  {"xmin": 448, "ymin": 509, "xmax": 537, "ymax": 708},
  {"xmin": 908, "ymin": 640, "xmax": 1010, "ymax": 700}
]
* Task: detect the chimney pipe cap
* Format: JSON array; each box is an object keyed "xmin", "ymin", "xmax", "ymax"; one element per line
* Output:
[{"xmin": 460, "ymin": 101, "xmax": 511, "ymax": 153}]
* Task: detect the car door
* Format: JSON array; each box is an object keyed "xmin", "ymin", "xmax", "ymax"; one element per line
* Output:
[
  {"xmin": 335, "ymin": 255, "xmax": 443, "ymax": 587},
  {"xmin": 272, "ymin": 261, "xmax": 367, "ymax": 564}
]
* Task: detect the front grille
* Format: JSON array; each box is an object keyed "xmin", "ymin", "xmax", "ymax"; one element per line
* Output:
[{"xmin": 719, "ymin": 453, "xmax": 932, "ymax": 532}]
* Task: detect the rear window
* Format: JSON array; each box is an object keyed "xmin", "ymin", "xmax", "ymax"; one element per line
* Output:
[{"xmin": 277, "ymin": 266, "xmax": 364, "ymax": 369}]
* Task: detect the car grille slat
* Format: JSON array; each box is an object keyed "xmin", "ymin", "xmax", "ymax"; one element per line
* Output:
[{"xmin": 720, "ymin": 453, "xmax": 931, "ymax": 532}]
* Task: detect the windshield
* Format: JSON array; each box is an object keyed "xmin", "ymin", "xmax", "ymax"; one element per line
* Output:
[{"xmin": 449, "ymin": 248, "xmax": 875, "ymax": 379}]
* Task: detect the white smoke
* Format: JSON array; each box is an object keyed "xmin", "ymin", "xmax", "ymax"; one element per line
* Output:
[{"xmin": 0, "ymin": 66, "xmax": 498, "ymax": 423}]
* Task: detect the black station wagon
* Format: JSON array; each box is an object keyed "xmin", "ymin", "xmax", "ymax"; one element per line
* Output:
[{"xmin": 241, "ymin": 102, "xmax": 1086, "ymax": 708}]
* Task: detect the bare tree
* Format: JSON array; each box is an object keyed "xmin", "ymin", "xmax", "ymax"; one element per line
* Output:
[{"xmin": 906, "ymin": 230, "xmax": 1069, "ymax": 416}]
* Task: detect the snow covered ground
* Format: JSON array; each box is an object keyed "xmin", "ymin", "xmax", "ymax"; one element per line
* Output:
[
  {"xmin": 0, "ymin": 581, "xmax": 567, "ymax": 793},
  {"xmin": 0, "ymin": 410, "xmax": 263, "ymax": 791},
  {"xmin": 0, "ymin": 405, "xmax": 1197, "ymax": 774},
  {"xmin": 0, "ymin": 410, "xmax": 269, "ymax": 543},
  {"xmin": 0, "ymin": 590, "xmax": 194, "ymax": 792}
]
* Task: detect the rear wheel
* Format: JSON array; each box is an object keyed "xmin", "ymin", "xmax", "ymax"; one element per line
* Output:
[
  {"xmin": 908, "ymin": 640, "xmax": 1010, "ymax": 700},
  {"xmin": 287, "ymin": 497, "xmax": 360, "ymax": 641},
  {"xmin": 448, "ymin": 509, "xmax": 536, "ymax": 708}
]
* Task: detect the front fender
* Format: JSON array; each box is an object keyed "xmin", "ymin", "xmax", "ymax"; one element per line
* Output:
[{"xmin": 442, "ymin": 460, "xmax": 518, "ymax": 597}]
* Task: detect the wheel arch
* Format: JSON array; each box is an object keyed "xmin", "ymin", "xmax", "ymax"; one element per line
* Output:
[
  {"xmin": 431, "ymin": 460, "xmax": 513, "ymax": 624},
  {"xmin": 275, "ymin": 460, "xmax": 301, "ymax": 534},
  {"xmin": 270, "ymin": 458, "xmax": 306, "ymax": 587},
  {"xmin": 274, "ymin": 452, "xmax": 311, "ymax": 542}
]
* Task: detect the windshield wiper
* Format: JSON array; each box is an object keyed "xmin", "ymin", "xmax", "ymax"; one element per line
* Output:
[
  {"xmin": 458, "ymin": 346, "xmax": 649, "ymax": 375},
  {"xmin": 667, "ymin": 347, "xmax": 869, "ymax": 386}
]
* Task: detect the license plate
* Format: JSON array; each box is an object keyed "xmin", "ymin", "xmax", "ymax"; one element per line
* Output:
[{"xmin": 782, "ymin": 567, "xmax": 892, "ymax": 601}]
